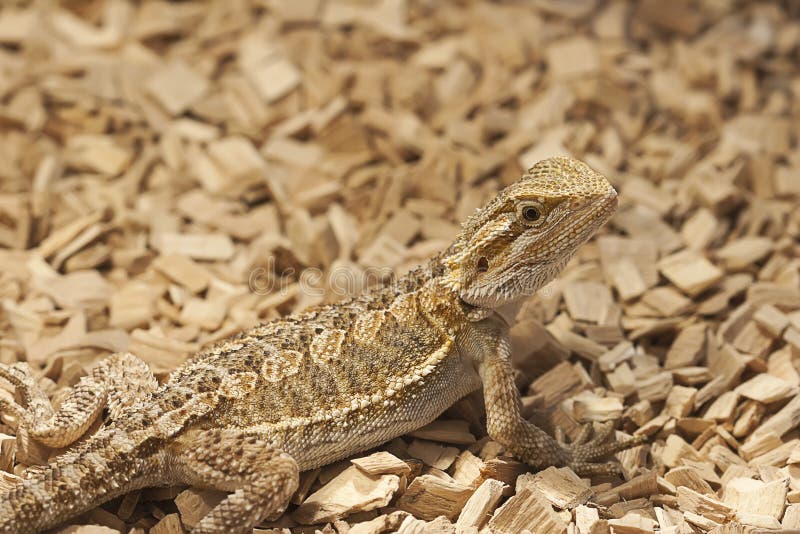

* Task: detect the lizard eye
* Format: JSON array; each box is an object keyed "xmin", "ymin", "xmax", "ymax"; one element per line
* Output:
[{"xmin": 517, "ymin": 202, "xmax": 545, "ymax": 225}]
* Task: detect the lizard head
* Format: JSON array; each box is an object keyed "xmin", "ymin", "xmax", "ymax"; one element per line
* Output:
[{"xmin": 441, "ymin": 157, "xmax": 617, "ymax": 309}]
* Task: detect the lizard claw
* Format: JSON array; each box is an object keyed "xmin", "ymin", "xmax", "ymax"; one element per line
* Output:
[{"xmin": 558, "ymin": 422, "xmax": 647, "ymax": 476}]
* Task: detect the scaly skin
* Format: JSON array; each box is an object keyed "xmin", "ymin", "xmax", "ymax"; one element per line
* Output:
[{"xmin": 0, "ymin": 157, "xmax": 644, "ymax": 533}]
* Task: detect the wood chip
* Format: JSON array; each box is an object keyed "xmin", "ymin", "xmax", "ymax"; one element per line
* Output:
[
  {"xmin": 396, "ymin": 474, "xmax": 472, "ymax": 522},
  {"xmin": 488, "ymin": 485, "xmax": 567, "ymax": 534},
  {"xmin": 351, "ymin": 451, "xmax": 411, "ymax": 477},
  {"xmin": 293, "ymin": 465, "xmax": 400, "ymax": 524}
]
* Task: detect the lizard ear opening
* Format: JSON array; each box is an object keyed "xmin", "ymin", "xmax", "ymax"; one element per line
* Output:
[{"xmin": 476, "ymin": 256, "xmax": 489, "ymax": 273}]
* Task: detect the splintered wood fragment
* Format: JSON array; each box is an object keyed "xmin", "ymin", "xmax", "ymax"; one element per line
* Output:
[
  {"xmin": 479, "ymin": 458, "xmax": 529, "ymax": 488},
  {"xmin": 437, "ymin": 448, "xmax": 475, "ymax": 480},
  {"xmin": 407, "ymin": 419, "xmax": 476, "ymax": 445},
  {"xmin": 395, "ymin": 514, "xmax": 429, "ymax": 533},
  {"xmin": 673, "ymin": 366, "xmax": 713, "ymax": 386},
  {"xmin": 735, "ymin": 373, "xmax": 796, "ymax": 404},
  {"xmin": 546, "ymin": 323, "xmax": 607, "ymax": 361},
  {"xmin": 528, "ymin": 466, "xmax": 592, "ymax": 509},
  {"xmin": 642, "ymin": 286, "xmax": 694, "ymax": 318},
  {"xmin": 546, "ymin": 36, "xmax": 599, "ymax": 81},
  {"xmin": 676, "ymin": 486, "xmax": 735, "ymax": 524},
  {"xmin": 396, "ymin": 474, "xmax": 472, "ymax": 521},
  {"xmin": 752, "ymin": 394, "xmax": 800, "ymax": 438},
  {"xmin": 245, "ymin": 58, "xmax": 301, "ymax": 103},
  {"xmin": 109, "ymin": 282, "xmax": 157, "ymax": 330},
  {"xmin": 572, "ymin": 394, "xmax": 624, "ymax": 422},
  {"xmin": 715, "ymin": 237, "xmax": 773, "ymax": 271},
  {"xmin": 739, "ymin": 432, "xmax": 783, "ymax": 461},
  {"xmin": 665, "ymin": 385, "xmax": 697, "ymax": 418},
  {"xmin": 126, "ymin": 330, "xmax": 194, "ymax": 370},
  {"xmin": 731, "ymin": 321, "xmax": 773, "ymax": 359},
  {"xmin": 597, "ymin": 340, "xmax": 634, "ymax": 372},
  {"xmin": 487, "ymin": 486, "xmax": 567, "ymax": 534},
  {"xmin": 207, "ymin": 136, "xmax": 265, "ymax": 184},
  {"xmin": 56, "ymin": 526, "xmax": 122, "ymax": 534},
  {"xmin": 606, "ymin": 257, "xmax": 647, "ymax": 300},
  {"xmin": 455, "ymin": 478, "xmax": 506, "ymax": 530},
  {"xmin": 348, "ymin": 511, "xmax": 410, "ymax": 534},
  {"xmin": 753, "ymin": 304, "xmax": 790, "ymax": 337},
  {"xmin": 606, "ymin": 362, "xmax": 637, "ymax": 398},
  {"xmin": 175, "ymin": 488, "xmax": 226, "ymax": 528},
  {"xmin": 658, "ymin": 251, "xmax": 724, "ymax": 296},
  {"xmin": 723, "ymin": 477, "xmax": 787, "ymax": 521},
  {"xmin": 37, "ymin": 211, "xmax": 107, "ymax": 259},
  {"xmin": 782, "ymin": 503, "xmax": 800, "ymax": 528},
  {"xmin": 151, "ymin": 233, "xmax": 235, "ymax": 261},
  {"xmin": 608, "ymin": 512, "xmax": 658, "ymax": 533},
  {"xmin": 146, "ymin": 60, "xmax": 210, "ymax": 115},
  {"xmin": 748, "ymin": 438, "xmax": 798, "ymax": 467},
  {"xmin": 636, "ymin": 371, "xmax": 673, "ymax": 402},
  {"xmin": 149, "ymin": 513, "xmax": 184, "ymax": 534},
  {"xmin": 662, "ymin": 435, "xmax": 702, "ymax": 468},
  {"xmin": 682, "ymin": 510, "xmax": 720, "ymax": 530},
  {"xmin": 664, "ymin": 466, "xmax": 714, "ymax": 495},
  {"xmin": 786, "ymin": 327, "xmax": 800, "ymax": 351},
  {"xmin": 407, "ymin": 439, "xmax": 459, "ymax": 470},
  {"xmin": 708, "ymin": 445, "xmax": 746, "ymax": 474},
  {"xmin": 178, "ymin": 298, "xmax": 227, "ymax": 330},
  {"xmin": 117, "ymin": 490, "xmax": 140, "ymax": 522},
  {"xmin": 153, "ymin": 254, "xmax": 212, "ymax": 294},
  {"xmin": 528, "ymin": 361, "xmax": 591, "ymax": 406},
  {"xmin": 65, "ymin": 135, "xmax": 132, "ymax": 177},
  {"xmin": 597, "ymin": 471, "xmax": 658, "ymax": 503},
  {"xmin": 735, "ymin": 512, "xmax": 781, "ymax": 529},
  {"xmin": 293, "ymin": 465, "xmax": 400, "ymax": 524},
  {"xmin": 563, "ymin": 281, "xmax": 613, "ymax": 323},
  {"xmin": 680, "ymin": 208, "xmax": 718, "ymax": 251},
  {"xmin": 351, "ymin": 451, "xmax": 411, "ymax": 477},
  {"xmin": 0, "ymin": 434, "xmax": 15, "ymax": 473},
  {"xmin": 664, "ymin": 323, "xmax": 706, "ymax": 369},
  {"xmin": 574, "ymin": 504, "xmax": 601, "ymax": 533}
]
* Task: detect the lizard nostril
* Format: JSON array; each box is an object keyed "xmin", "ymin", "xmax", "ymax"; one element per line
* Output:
[{"xmin": 476, "ymin": 257, "xmax": 489, "ymax": 273}]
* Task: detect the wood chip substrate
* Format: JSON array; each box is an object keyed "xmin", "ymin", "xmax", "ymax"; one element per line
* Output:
[{"xmin": 1, "ymin": 0, "xmax": 799, "ymax": 532}]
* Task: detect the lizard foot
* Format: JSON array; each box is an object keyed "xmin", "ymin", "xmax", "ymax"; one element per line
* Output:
[
  {"xmin": 555, "ymin": 421, "xmax": 647, "ymax": 477},
  {"xmin": 170, "ymin": 429, "xmax": 300, "ymax": 534}
]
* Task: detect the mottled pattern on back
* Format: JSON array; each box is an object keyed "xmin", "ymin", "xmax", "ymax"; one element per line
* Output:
[{"xmin": 166, "ymin": 261, "xmax": 456, "ymax": 428}]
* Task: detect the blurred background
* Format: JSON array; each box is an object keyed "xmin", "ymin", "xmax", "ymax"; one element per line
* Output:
[{"xmin": 1, "ymin": 0, "xmax": 799, "ymax": 394}]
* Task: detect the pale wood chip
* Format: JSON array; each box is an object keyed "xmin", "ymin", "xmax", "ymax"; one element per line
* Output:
[
  {"xmin": 351, "ymin": 451, "xmax": 411, "ymax": 477},
  {"xmin": 293, "ymin": 465, "xmax": 400, "ymax": 524},
  {"xmin": 396, "ymin": 474, "xmax": 472, "ymax": 522}
]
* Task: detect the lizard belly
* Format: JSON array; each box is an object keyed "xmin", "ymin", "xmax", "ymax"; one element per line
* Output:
[{"xmin": 242, "ymin": 349, "xmax": 481, "ymax": 471}]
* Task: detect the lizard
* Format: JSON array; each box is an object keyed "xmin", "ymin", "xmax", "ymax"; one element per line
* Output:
[{"xmin": 0, "ymin": 157, "xmax": 644, "ymax": 533}]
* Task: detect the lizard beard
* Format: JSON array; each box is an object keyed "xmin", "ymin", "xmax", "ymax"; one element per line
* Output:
[{"xmin": 460, "ymin": 258, "xmax": 569, "ymax": 309}]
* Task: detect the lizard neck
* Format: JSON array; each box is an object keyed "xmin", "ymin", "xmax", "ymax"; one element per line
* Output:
[{"xmin": 391, "ymin": 255, "xmax": 486, "ymax": 333}]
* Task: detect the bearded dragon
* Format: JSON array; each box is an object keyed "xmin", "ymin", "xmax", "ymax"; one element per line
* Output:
[{"xmin": 0, "ymin": 157, "xmax": 642, "ymax": 533}]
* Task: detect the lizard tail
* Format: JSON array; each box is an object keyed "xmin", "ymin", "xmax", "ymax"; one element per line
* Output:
[{"xmin": 0, "ymin": 427, "xmax": 160, "ymax": 533}]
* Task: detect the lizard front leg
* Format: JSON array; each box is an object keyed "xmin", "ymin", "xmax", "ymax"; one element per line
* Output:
[
  {"xmin": 169, "ymin": 428, "xmax": 299, "ymax": 534},
  {"xmin": 0, "ymin": 352, "xmax": 157, "ymax": 450},
  {"xmin": 461, "ymin": 317, "xmax": 645, "ymax": 476}
]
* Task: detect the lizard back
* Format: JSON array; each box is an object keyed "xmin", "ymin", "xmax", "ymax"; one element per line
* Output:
[{"xmin": 158, "ymin": 260, "xmax": 481, "ymax": 469}]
